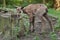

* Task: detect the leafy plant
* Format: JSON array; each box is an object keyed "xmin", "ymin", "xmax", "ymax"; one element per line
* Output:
[
  {"xmin": 34, "ymin": 35, "xmax": 40, "ymax": 40},
  {"xmin": 49, "ymin": 32, "xmax": 57, "ymax": 40}
]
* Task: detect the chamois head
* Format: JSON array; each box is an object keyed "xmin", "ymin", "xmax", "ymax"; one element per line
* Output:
[{"xmin": 16, "ymin": 7, "xmax": 24, "ymax": 13}]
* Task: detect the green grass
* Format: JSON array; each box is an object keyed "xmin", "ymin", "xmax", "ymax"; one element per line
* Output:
[
  {"xmin": 48, "ymin": 9, "xmax": 60, "ymax": 19},
  {"xmin": 48, "ymin": 8, "xmax": 60, "ymax": 31}
]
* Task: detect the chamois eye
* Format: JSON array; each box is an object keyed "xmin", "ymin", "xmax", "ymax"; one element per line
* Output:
[{"xmin": 19, "ymin": 11, "xmax": 21, "ymax": 13}]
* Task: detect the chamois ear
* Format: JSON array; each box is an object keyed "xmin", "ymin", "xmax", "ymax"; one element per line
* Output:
[
  {"xmin": 46, "ymin": 8, "xmax": 48, "ymax": 12},
  {"xmin": 21, "ymin": 7, "xmax": 24, "ymax": 9}
]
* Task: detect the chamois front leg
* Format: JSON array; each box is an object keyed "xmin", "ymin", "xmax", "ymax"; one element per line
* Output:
[{"xmin": 29, "ymin": 14, "xmax": 35, "ymax": 32}]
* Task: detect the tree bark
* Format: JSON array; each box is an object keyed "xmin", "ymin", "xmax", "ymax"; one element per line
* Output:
[
  {"xmin": 43, "ymin": 0, "xmax": 46, "ymax": 4},
  {"xmin": 3, "ymin": 0, "xmax": 6, "ymax": 8}
]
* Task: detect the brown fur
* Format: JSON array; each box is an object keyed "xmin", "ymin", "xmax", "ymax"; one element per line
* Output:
[{"xmin": 17, "ymin": 4, "xmax": 53, "ymax": 32}]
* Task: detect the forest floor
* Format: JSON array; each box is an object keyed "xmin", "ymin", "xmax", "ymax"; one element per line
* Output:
[{"xmin": 0, "ymin": 9, "xmax": 60, "ymax": 40}]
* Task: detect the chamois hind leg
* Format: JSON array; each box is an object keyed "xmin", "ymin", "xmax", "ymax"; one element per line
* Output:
[{"xmin": 44, "ymin": 14, "xmax": 54, "ymax": 32}]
